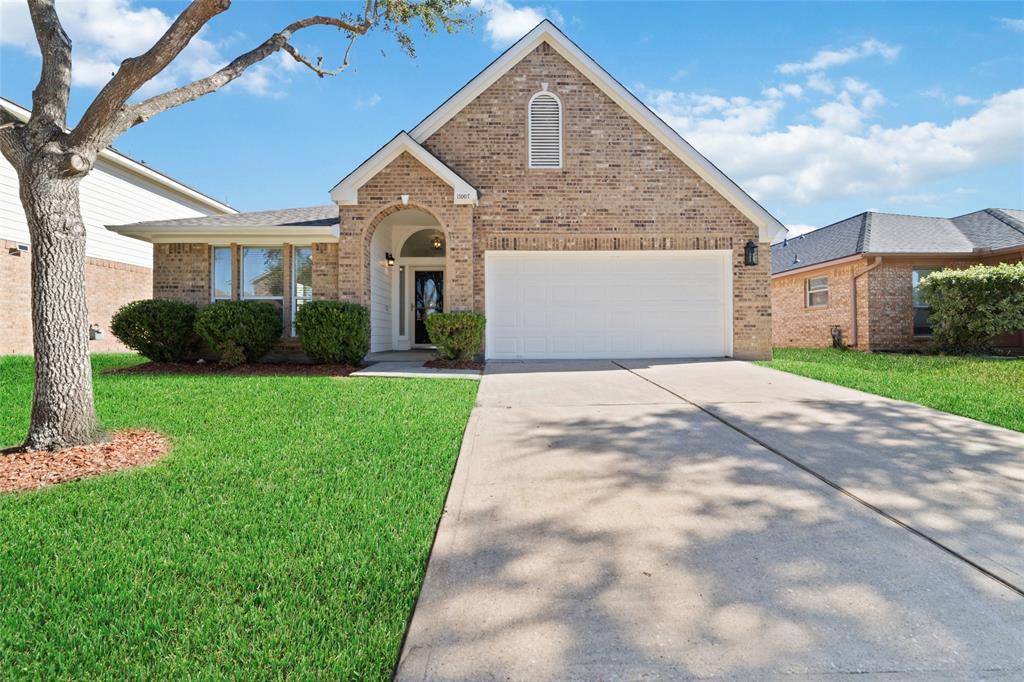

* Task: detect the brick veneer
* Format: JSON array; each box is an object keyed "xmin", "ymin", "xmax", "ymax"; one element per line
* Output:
[
  {"xmin": 153, "ymin": 41, "xmax": 776, "ymax": 360},
  {"xmin": 773, "ymin": 252, "xmax": 1023, "ymax": 351},
  {"xmin": 2, "ymin": 239, "xmax": 152, "ymax": 354}
]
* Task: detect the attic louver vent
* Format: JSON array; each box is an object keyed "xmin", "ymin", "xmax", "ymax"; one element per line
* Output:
[{"xmin": 528, "ymin": 91, "xmax": 562, "ymax": 169}]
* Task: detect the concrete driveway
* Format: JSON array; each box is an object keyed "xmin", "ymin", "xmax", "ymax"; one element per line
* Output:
[{"xmin": 396, "ymin": 360, "xmax": 1024, "ymax": 680}]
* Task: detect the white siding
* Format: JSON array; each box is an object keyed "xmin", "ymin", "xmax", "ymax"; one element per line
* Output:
[
  {"xmin": 369, "ymin": 231, "xmax": 393, "ymax": 352},
  {"xmin": 0, "ymin": 154, "xmax": 224, "ymax": 268}
]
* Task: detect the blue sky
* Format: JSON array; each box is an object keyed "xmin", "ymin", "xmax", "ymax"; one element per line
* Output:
[{"xmin": 2, "ymin": 1, "xmax": 1022, "ymax": 235}]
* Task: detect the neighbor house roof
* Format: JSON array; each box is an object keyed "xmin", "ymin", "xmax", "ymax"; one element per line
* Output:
[
  {"xmin": 771, "ymin": 208, "xmax": 1024, "ymax": 275},
  {"xmin": 0, "ymin": 97, "xmax": 236, "ymax": 216},
  {"xmin": 108, "ymin": 205, "xmax": 339, "ymax": 243},
  {"xmin": 406, "ymin": 20, "xmax": 786, "ymax": 243}
]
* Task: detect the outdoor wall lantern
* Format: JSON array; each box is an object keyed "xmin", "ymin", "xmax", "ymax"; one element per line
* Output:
[
  {"xmin": 743, "ymin": 240, "xmax": 759, "ymax": 267},
  {"xmin": 431, "ymin": 235, "xmax": 443, "ymax": 250},
  {"xmin": 385, "ymin": 252, "xmax": 395, "ymax": 266}
]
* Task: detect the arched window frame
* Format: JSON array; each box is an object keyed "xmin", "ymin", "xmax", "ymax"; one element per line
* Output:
[{"xmin": 528, "ymin": 89, "xmax": 563, "ymax": 169}]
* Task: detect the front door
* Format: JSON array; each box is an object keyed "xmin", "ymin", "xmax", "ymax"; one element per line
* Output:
[{"xmin": 414, "ymin": 270, "xmax": 444, "ymax": 345}]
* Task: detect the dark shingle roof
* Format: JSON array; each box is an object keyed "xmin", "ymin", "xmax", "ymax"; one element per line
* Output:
[
  {"xmin": 111, "ymin": 205, "xmax": 338, "ymax": 230},
  {"xmin": 772, "ymin": 208, "xmax": 1024, "ymax": 275}
]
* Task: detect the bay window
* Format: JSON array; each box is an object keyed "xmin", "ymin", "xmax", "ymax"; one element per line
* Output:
[{"xmin": 241, "ymin": 247, "xmax": 284, "ymax": 314}]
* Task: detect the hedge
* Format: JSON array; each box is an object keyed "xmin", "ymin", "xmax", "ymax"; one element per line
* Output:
[
  {"xmin": 194, "ymin": 300, "xmax": 282, "ymax": 366},
  {"xmin": 110, "ymin": 299, "xmax": 198, "ymax": 362},
  {"xmin": 919, "ymin": 262, "xmax": 1024, "ymax": 354},
  {"xmin": 294, "ymin": 301, "xmax": 370, "ymax": 365},
  {"xmin": 425, "ymin": 312, "xmax": 485, "ymax": 361}
]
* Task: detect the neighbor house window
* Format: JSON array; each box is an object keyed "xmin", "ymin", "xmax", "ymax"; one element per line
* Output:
[
  {"xmin": 241, "ymin": 247, "xmax": 284, "ymax": 316},
  {"xmin": 528, "ymin": 89, "xmax": 562, "ymax": 169},
  {"xmin": 912, "ymin": 268, "xmax": 939, "ymax": 336},
  {"xmin": 211, "ymin": 246, "xmax": 233, "ymax": 301},
  {"xmin": 292, "ymin": 246, "xmax": 313, "ymax": 335},
  {"xmin": 806, "ymin": 276, "xmax": 829, "ymax": 308}
]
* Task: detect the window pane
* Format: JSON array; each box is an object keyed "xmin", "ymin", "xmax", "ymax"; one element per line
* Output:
[
  {"xmin": 212, "ymin": 247, "xmax": 232, "ymax": 299},
  {"xmin": 808, "ymin": 291, "xmax": 828, "ymax": 307},
  {"xmin": 242, "ymin": 247, "xmax": 283, "ymax": 298},
  {"xmin": 912, "ymin": 268, "xmax": 938, "ymax": 306},
  {"xmin": 808, "ymin": 276, "xmax": 828, "ymax": 291},
  {"xmin": 294, "ymin": 247, "xmax": 313, "ymax": 306},
  {"xmin": 913, "ymin": 307, "xmax": 933, "ymax": 336}
]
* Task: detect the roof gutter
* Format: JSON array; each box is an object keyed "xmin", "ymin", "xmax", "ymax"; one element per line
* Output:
[
  {"xmin": 770, "ymin": 253, "xmax": 865, "ymax": 279},
  {"xmin": 851, "ymin": 256, "xmax": 883, "ymax": 348}
]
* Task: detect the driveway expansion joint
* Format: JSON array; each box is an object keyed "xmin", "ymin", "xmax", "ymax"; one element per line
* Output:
[{"xmin": 611, "ymin": 360, "xmax": 1024, "ymax": 599}]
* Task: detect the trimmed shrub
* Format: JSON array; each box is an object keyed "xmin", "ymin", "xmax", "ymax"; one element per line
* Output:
[
  {"xmin": 920, "ymin": 262, "xmax": 1024, "ymax": 354},
  {"xmin": 110, "ymin": 299, "xmax": 198, "ymax": 362},
  {"xmin": 195, "ymin": 300, "xmax": 282, "ymax": 365},
  {"xmin": 425, "ymin": 312, "xmax": 485, "ymax": 361},
  {"xmin": 294, "ymin": 301, "xmax": 370, "ymax": 365}
]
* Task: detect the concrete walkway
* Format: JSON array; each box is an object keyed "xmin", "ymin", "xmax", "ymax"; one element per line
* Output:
[{"xmin": 396, "ymin": 360, "xmax": 1023, "ymax": 681}]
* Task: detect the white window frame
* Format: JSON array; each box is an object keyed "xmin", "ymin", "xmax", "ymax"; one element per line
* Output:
[
  {"xmin": 806, "ymin": 275, "xmax": 829, "ymax": 308},
  {"xmin": 912, "ymin": 267, "xmax": 940, "ymax": 337},
  {"xmin": 528, "ymin": 89, "xmax": 563, "ymax": 169},
  {"xmin": 291, "ymin": 246, "xmax": 313, "ymax": 337},
  {"xmin": 210, "ymin": 246, "xmax": 233, "ymax": 302}
]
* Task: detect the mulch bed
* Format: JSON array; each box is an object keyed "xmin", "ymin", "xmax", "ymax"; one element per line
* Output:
[
  {"xmin": 424, "ymin": 359, "xmax": 485, "ymax": 371},
  {"xmin": 107, "ymin": 362, "xmax": 362, "ymax": 377},
  {"xmin": 1, "ymin": 430, "xmax": 170, "ymax": 493}
]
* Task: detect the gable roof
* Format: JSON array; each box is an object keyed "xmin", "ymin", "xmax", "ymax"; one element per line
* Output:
[
  {"xmin": 408, "ymin": 20, "xmax": 786, "ymax": 243},
  {"xmin": 108, "ymin": 205, "xmax": 339, "ymax": 243},
  {"xmin": 0, "ymin": 97, "xmax": 235, "ymax": 216},
  {"xmin": 328, "ymin": 132, "xmax": 478, "ymax": 206},
  {"xmin": 771, "ymin": 208, "xmax": 1024, "ymax": 275}
]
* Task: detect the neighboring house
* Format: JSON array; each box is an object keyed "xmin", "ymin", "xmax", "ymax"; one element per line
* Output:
[
  {"xmin": 771, "ymin": 209, "xmax": 1024, "ymax": 350},
  {"xmin": 0, "ymin": 98, "xmax": 236, "ymax": 355},
  {"xmin": 110, "ymin": 21, "xmax": 785, "ymax": 361}
]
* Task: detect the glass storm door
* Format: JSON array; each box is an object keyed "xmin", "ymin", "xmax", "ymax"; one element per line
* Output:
[{"xmin": 414, "ymin": 270, "xmax": 444, "ymax": 345}]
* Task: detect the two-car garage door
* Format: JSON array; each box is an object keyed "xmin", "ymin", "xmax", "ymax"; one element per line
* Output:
[{"xmin": 485, "ymin": 251, "xmax": 732, "ymax": 360}]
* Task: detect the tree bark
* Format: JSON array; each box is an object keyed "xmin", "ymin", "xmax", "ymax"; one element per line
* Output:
[{"xmin": 17, "ymin": 157, "xmax": 101, "ymax": 451}]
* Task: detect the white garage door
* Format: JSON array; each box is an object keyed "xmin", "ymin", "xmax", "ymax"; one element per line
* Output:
[{"xmin": 485, "ymin": 250, "xmax": 732, "ymax": 359}]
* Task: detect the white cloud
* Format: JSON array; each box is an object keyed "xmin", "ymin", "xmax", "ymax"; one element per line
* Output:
[
  {"xmin": 784, "ymin": 224, "xmax": 817, "ymax": 239},
  {"xmin": 953, "ymin": 94, "xmax": 978, "ymax": 106},
  {"xmin": 354, "ymin": 93, "xmax": 382, "ymax": 110},
  {"xmin": 1000, "ymin": 17, "xmax": 1024, "ymax": 32},
  {"xmin": 781, "ymin": 83, "xmax": 804, "ymax": 98},
  {"xmin": 645, "ymin": 83, "xmax": 1024, "ymax": 205},
  {"xmin": 778, "ymin": 38, "xmax": 901, "ymax": 75},
  {"xmin": 805, "ymin": 72, "xmax": 835, "ymax": 94},
  {"xmin": 0, "ymin": 0, "xmax": 289, "ymax": 97},
  {"xmin": 472, "ymin": 0, "xmax": 561, "ymax": 48}
]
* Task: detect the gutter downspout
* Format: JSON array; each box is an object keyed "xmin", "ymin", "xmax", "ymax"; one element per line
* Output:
[{"xmin": 851, "ymin": 256, "xmax": 883, "ymax": 348}]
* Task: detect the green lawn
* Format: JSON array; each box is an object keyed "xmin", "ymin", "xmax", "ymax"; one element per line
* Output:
[
  {"xmin": 758, "ymin": 348, "xmax": 1024, "ymax": 432},
  {"xmin": 0, "ymin": 354, "xmax": 478, "ymax": 679}
]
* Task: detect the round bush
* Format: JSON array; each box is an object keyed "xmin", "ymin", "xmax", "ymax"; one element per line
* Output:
[
  {"xmin": 425, "ymin": 312, "xmax": 485, "ymax": 361},
  {"xmin": 920, "ymin": 262, "xmax": 1024, "ymax": 354},
  {"xmin": 110, "ymin": 299, "xmax": 198, "ymax": 362},
  {"xmin": 294, "ymin": 301, "xmax": 370, "ymax": 365},
  {"xmin": 195, "ymin": 300, "xmax": 282, "ymax": 365}
]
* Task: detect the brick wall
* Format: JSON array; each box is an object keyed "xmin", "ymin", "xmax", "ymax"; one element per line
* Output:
[
  {"xmin": 420, "ymin": 41, "xmax": 772, "ymax": 359},
  {"xmin": 1, "ymin": 239, "xmax": 151, "ymax": 355}
]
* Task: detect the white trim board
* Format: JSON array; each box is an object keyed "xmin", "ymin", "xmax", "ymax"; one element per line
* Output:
[
  {"xmin": 329, "ymin": 132, "xmax": 478, "ymax": 206},
  {"xmin": 409, "ymin": 20, "xmax": 785, "ymax": 244},
  {"xmin": 108, "ymin": 225, "xmax": 340, "ymax": 244}
]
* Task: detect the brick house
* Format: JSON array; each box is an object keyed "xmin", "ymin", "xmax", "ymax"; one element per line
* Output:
[
  {"xmin": 771, "ymin": 209, "xmax": 1024, "ymax": 351},
  {"xmin": 0, "ymin": 98, "xmax": 235, "ymax": 355},
  {"xmin": 110, "ymin": 21, "xmax": 785, "ymax": 361}
]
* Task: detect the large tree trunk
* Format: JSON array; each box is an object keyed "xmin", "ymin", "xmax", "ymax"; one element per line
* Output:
[{"xmin": 17, "ymin": 158, "xmax": 102, "ymax": 451}]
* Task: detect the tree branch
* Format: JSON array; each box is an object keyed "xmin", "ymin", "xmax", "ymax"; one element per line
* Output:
[
  {"xmin": 26, "ymin": 0, "xmax": 72, "ymax": 133},
  {"xmin": 0, "ymin": 107, "xmax": 29, "ymax": 171},
  {"xmin": 69, "ymin": 0, "xmax": 233, "ymax": 151},
  {"xmin": 109, "ymin": 11, "xmax": 379, "ymax": 139}
]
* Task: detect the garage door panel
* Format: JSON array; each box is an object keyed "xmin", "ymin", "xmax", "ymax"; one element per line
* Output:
[{"xmin": 486, "ymin": 251, "xmax": 731, "ymax": 359}]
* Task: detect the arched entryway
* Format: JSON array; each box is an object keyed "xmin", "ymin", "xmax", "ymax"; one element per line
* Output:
[{"xmin": 368, "ymin": 208, "xmax": 448, "ymax": 352}]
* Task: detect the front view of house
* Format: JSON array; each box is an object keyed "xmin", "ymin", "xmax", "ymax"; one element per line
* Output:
[{"xmin": 111, "ymin": 21, "xmax": 785, "ymax": 360}]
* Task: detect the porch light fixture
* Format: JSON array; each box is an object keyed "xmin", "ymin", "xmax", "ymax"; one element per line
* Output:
[
  {"xmin": 431, "ymin": 235, "xmax": 443, "ymax": 250},
  {"xmin": 385, "ymin": 252, "xmax": 395, "ymax": 266},
  {"xmin": 743, "ymin": 240, "xmax": 759, "ymax": 267}
]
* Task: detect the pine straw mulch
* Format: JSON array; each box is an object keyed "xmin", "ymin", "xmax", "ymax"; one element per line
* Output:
[
  {"xmin": 423, "ymin": 359, "xmax": 485, "ymax": 371},
  {"xmin": 107, "ymin": 362, "xmax": 362, "ymax": 377},
  {"xmin": 0, "ymin": 430, "xmax": 170, "ymax": 493}
]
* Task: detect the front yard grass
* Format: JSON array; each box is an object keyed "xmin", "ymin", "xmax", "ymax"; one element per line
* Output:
[
  {"xmin": 0, "ymin": 354, "xmax": 478, "ymax": 679},
  {"xmin": 758, "ymin": 348, "xmax": 1024, "ymax": 432}
]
